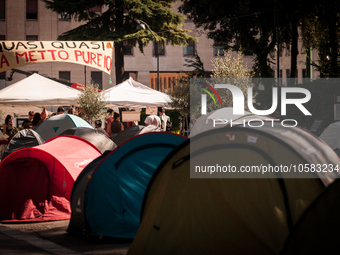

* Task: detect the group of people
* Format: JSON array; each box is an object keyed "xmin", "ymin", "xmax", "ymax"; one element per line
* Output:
[
  {"xmin": 144, "ymin": 108, "xmax": 170, "ymax": 131},
  {"xmin": 102, "ymin": 107, "xmax": 171, "ymax": 138},
  {"xmin": 2, "ymin": 106, "xmax": 187, "ymax": 142},
  {"xmin": 1, "ymin": 106, "xmax": 76, "ymax": 137}
]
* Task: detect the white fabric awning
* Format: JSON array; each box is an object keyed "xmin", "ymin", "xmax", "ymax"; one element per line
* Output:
[
  {"xmin": 103, "ymin": 77, "xmax": 171, "ymax": 108},
  {"xmin": 0, "ymin": 73, "xmax": 80, "ymax": 106}
]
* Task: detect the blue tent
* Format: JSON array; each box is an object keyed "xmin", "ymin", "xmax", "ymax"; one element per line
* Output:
[
  {"xmin": 67, "ymin": 151, "xmax": 111, "ymax": 235},
  {"xmin": 35, "ymin": 114, "xmax": 93, "ymax": 141},
  {"xmin": 68, "ymin": 132, "xmax": 187, "ymax": 238}
]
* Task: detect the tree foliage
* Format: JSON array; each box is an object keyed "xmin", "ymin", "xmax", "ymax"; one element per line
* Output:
[
  {"xmin": 180, "ymin": 0, "xmax": 276, "ymax": 78},
  {"xmin": 207, "ymin": 51, "xmax": 254, "ymax": 113},
  {"xmin": 42, "ymin": 0, "xmax": 197, "ymax": 84},
  {"xmin": 181, "ymin": 0, "xmax": 340, "ymax": 79},
  {"xmin": 77, "ymin": 83, "xmax": 107, "ymax": 123},
  {"xmin": 300, "ymin": 1, "xmax": 340, "ymax": 77},
  {"xmin": 167, "ymin": 54, "xmax": 205, "ymax": 119},
  {"xmin": 168, "ymin": 52, "xmax": 254, "ymax": 123}
]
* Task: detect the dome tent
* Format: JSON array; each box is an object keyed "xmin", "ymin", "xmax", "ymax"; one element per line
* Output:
[
  {"xmin": 281, "ymin": 178, "xmax": 340, "ymax": 255},
  {"xmin": 67, "ymin": 150, "xmax": 110, "ymax": 235},
  {"xmin": 2, "ymin": 129, "xmax": 45, "ymax": 160},
  {"xmin": 67, "ymin": 132, "xmax": 187, "ymax": 238},
  {"xmin": 112, "ymin": 125, "xmax": 162, "ymax": 146},
  {"xmin": 128, "ymin": 124, "xmax": 340, "ymax": 255},
  {"xmin": 189, "ymin": 107, "xmax": 273, "ymax": 137},
  {"xmin": 59, "ymin": 127, "xmax": 117, "ymax": 153},
  {"xmin": 35, "ymin": 114, "xmax": 93, "ymax": 141},
  {"xmin": 0, "ymin": 135, "xmax": 101, "ymax": 222}
]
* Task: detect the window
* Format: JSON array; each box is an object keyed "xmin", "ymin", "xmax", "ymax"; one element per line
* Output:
[
  {"xmin": 91, "ymin": 71, "xmax": 102, "ymax": 90},
  {"xmin": 279, "ymin": 69, "xmax": 282, "ymax": 78},
  {"xmin": 301, "ymin": 44, "xmax": 306, "ymax": 54},
  {"xmin": 279, "ymin": 44, "xmax": 283, "ymax": 57},
  {"xmin": 0, "ymin": 35, "xmax": 5, "ymax": 40},
  {"xmin": 26, "ymin": 35, "xmax": 38, "ymax": 41},
  {"xmin": 0, "ymin": 0, "xmax": 5, "ymax": 19},
  {"xmin": 184, "ymin": 41, "xmax": 195, "ymax": 56},
  {"xmin": 214, "ymin": 46, "xmax": 224, "ymax": 56},
  {"xmin": 151, "ymin": 78, "xmax": 154, "ymax": 89},
  {"xmin": 59, "ymin": 71, "xmax": 70, "ymax": 82},
  {"xmin": 302, "ymin": 69, "xmax": 307, "ymax": 78},
  {"xmin": 285, "ymin": 44, "xmax": 291, "ymax": 56},
  {"xmin": 58, "ymin": 12, "xmax": 70, "ymax": 21},
  {"xmin": 0, "ymin": 71, "xmax": 5, "ymax": 80},
  {"xmin": 123, "ymin": 41, "xmax": 133, "ymax": 56},
  {"xmin": 159, "ymin": 78, "xmax": 163, "ymax": 91},
  {"xmin": 286, "ymin": 69, "xmax": 291, "ymax": 78},
  {"xmin": 26, "ymin": 0, "xmax": 38, "ymax": 19},
  {"xmin": 153, "ymin": 41, "xmax": 165, "ymax": 56}
]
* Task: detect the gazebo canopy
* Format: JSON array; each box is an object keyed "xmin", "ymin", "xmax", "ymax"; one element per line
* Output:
[
  {"xmin": 103, "ymin": 77, "xmax": 171, "ymax": 108},
  {"xmin": 0, "ymin": 73, "xmax": 80, "ymax": 106}
]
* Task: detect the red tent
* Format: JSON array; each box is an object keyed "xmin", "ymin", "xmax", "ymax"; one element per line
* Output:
[{"xmin": 0, "ymin": 135, "xmax": 101, "ymax": 222}]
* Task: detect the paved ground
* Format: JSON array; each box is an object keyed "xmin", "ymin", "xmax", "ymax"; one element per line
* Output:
[{"xmin": 0, "ymin": 220, "xmax": 131, "ymax": 255}]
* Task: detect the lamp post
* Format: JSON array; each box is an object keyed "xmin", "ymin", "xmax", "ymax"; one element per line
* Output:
[{"xmin": 137, "ymin": 20, "xmax": 159, "ymax": 91}]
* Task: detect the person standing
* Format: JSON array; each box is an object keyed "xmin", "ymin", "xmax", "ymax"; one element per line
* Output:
[
  {"xmin": 3, "ymin": 115, "xmax": 13, "ymax": 136},
  {"xmin": 180, "ymin": 115, "xmax": 193, "ymax": 137},
  {"xmin": 105, "ymin": 109, "xmax": 114, "ymax": 138},
  {"xmin": 57, "ymin": 107, "xmax": 65, "ymax": 114},
  {"xmin": 68, "ymin": 108, "xmax": 76, "ymax": 115},
  {"xmin": 95, "ymin": 119, "xmax": 108, "ymax": 136},
  {"xmin": 32, "ymin": 113, "xmax": 43, "ymax": 130},
  {"xmin": 158, "ymin": 108, "xmax": 170, "ymax": 131},
  {"xmin": 107, "ymin": 112, "xmax": 124, "ymax": 138},
  {"xmin": 22, "ymin": 111, "xmax": 34, "ymax": 129}
]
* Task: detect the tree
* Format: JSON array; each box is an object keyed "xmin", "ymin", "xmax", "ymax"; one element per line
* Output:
[
  {"xmin": 168, "ymin": 52, "xmax": 254, "ymax": 124},
  {"xmin": 208, "ymin": 51, "xmax": 254, "ymax": 113},
  {"xmin": 42, "ymin": 0, "xmax": 197, "ymax": 84},
  {"xmin": 167, "ymin": 54, "xmax": 205, "ymax": 120},
  {"xmin": 300, "ymin": 1, "xmax": 340, "ymax": 77},
  {"xmin": 77, "ymin": 83, "xmax": 107, "ymax": 123},
  {"xmin": 180, "ymin": 0, "xmax": 276, "ymax": 78}
]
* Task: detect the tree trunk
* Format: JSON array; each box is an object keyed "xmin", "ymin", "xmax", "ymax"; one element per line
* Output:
[
  {"xmin": 329, "ymin": 13, "xmax": 338, "ymax": 77},
  {"xmin": 115, "ymin": 42, "xmax": 124, "ymax": 84},
  {"xmin": 115, "ymin": 8, "xmax": 125, "ymax": 84},
  {"xmin": 290, "ymin": 22, "xmax": 298, "ymax": 85}
]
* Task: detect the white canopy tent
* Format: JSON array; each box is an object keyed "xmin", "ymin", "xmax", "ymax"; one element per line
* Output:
[
  {"xmin": 0, "ymin": 73, "xmax": 80, "ymax": 106},
  {"xmin": 103, "ymin": 77, "xmax": 171, "ymax": 108}
]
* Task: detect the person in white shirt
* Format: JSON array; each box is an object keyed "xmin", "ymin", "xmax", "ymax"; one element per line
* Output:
[
  {"xmin": 158, "ymin": 108, "xmax": 170, "ymax": 132},
  {"xmin": 144, "ymin": 115, "xmax": 161, "ymax": 127}
]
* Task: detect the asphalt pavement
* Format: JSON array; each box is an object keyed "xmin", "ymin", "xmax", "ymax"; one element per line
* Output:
[{"xmin": 0, "ymin": 220, "xmax": 131, "ymax": 255}]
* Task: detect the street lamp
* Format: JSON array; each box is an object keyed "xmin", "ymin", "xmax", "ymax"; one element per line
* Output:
[{"xmin": 136, "ymin": 20, "xmax": 160, "ymax": 91}]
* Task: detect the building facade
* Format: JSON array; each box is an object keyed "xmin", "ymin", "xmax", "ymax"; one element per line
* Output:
[{"xmin": 0, "ymin": 0, "xmax": 319, "ymax": 91}]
